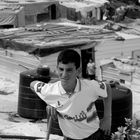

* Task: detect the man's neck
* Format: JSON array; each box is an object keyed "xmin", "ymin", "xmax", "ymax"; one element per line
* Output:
[{"xmin": 62, "ymin": 79, "xmax": 77, "ymax": 94}]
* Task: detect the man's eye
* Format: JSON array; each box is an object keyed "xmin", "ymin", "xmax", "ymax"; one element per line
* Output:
[{"xmin": 59, "ymin": 68, "xmax": 63, "ymax": 71}]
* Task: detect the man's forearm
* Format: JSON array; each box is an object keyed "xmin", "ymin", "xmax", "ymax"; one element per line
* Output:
[{"xmin": 103, "ymin": 83, "xmax": 112, "ymax": 118}]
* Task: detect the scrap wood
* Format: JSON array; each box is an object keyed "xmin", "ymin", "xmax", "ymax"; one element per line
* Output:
[{"xmin": 0, "ymin": 134, "xmax": 45, "ymax": 139}]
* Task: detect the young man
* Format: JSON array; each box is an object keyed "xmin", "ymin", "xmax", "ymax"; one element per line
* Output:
[{"xmin": 30, "ymin": 49, "xmax": 112, "ymax": 140}]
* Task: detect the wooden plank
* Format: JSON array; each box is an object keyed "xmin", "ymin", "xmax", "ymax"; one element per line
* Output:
[{"xmin": 0, "ymin": 134, "xmax": 45, "ymax": 139}]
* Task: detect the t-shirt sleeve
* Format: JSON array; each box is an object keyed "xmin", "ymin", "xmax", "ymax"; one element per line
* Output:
[
  {"xmin": 33, "ymin": 81, "xmax": 49, "ymax": 103},
  {"xmin": 94, "ymin": 81, "xmax": 107, "ymax": 98},
  {"xmin": 31, "ymin": 81, "xmax": 62, "ymax": 108}
]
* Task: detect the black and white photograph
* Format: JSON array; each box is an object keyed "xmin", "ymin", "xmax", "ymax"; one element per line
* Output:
[{"xmin": 0, "ymin": 0, "xmax": 140, "ymax": 139}]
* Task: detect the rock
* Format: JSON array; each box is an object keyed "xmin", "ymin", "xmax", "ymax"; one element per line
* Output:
[{"xmin": 0, "ymin": 78, "xmax": 17, "ymax": 95}]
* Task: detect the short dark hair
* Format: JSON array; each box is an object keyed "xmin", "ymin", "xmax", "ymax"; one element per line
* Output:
[{"xmin": 57, "ymin": 49, "xmax": 81, "ymax": 69}]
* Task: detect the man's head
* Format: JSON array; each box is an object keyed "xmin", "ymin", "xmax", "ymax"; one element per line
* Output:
[
  {"xmin": 57, "ymin": 49, "xmax": 81, "ymax": 92},
  {"xmin": 57, "ymin": 49, "xmax": 81, "ymax": 69}
]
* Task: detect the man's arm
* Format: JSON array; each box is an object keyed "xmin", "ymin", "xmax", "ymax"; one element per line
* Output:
[
  {"xmin": 30, "ymin": 80, "xmax": 39, "ymax": 92},
  {"xmin": 30, "ymin": 80, "xmax": 58, "ymax": 120},
  {"xmin": 100, "ymin": 82, "xmax": 112, "ymax": 135}
]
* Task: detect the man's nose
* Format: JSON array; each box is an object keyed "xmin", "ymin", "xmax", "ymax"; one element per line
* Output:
[{"xmin": 62, "ymin": 70, "xmax": 67, "ymax": 77}]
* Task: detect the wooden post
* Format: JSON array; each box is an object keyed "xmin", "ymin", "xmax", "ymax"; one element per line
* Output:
[{"xmin": 46, "ymin": 116, "xmax": 52, "ymax": 140}]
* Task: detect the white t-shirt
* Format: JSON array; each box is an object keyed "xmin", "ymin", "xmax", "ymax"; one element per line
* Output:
[
  {"xmin": 33, "ymin": 79, "xmax": 107, "ymax": 139},
  {"xmin": 87, "ymin": 62, "xmax": 95, "ymax": 75}
]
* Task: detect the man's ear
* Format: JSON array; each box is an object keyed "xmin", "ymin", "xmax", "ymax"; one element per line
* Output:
[{"xmin": 77, "ymin": 67, "xmax": 82, "ymax": 77}]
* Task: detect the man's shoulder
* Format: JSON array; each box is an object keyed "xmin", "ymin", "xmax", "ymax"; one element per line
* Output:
[
  {"xmin": 80, "ymin": 78, "xmax": 97, "ymax": 86},
  {"xmin": 50, "ymin": 80, "xmax": 61, "ymax": 86},
  {"xmin": 45, "ymin": 80, "xmax": 61, "ymax": 90},
  {"xmin": 80, "ymin": 79, "xmax": 106, "ymax": 88},
  {"xmin": 49, "ymin": 78, "xmax": 60, "ymax": 83}
]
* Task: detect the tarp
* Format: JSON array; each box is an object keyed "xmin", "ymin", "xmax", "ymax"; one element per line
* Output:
[
  {"xmin": 59, "ymin": 0, "xmax": 109, "ymax": 9},
  {"xmin": 0, "ymin": 4, "xmax": 25, "ymax": 27},
  {"xmin": 0, "ymin": 37, "xmax": 98, "ymax": 57},
  {"xmin": 0, "ymin": 13, "xmax": 16, "ymax": 26},
  {"xmin": 59, "ymin": 0, "xmax": 109, "ymax": 18},
  {"xmin": 0, "ymin": 22, "xmax": 116, "ymax": 57}
]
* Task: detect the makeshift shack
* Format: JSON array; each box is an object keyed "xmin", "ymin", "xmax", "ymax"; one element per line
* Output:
[
  {"xmin": 18, "ymin": 0, "xmax": 59, "ymax": 25},
  {"xmin": 58, "ymin": 0, "xmax": 109, "ymax": 22},
  {"xmin": 0, "ymin": 0, "xmax": 59, "ymax": 27},
  {"xmin": 99, "ymin": 50, "xmax": 140, "ymax": 92},
  {"xmin": 0, "ymin": 4, "xmax": 25, "ymax": 28}
]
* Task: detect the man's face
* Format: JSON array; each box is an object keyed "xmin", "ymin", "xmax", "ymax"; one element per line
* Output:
[{"xmin": 57, "ymin": 62, "xmax": 80, "ymax": 90}]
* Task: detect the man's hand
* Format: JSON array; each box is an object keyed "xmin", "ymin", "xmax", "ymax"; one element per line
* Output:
[{"xmin": 46, "ymin": 105, "xmax": 57, "ymax": 120}]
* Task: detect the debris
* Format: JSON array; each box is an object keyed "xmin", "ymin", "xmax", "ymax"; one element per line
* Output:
[{"xmin": 0, "ymin": 78, "xmax": 17, "ymax": 95}]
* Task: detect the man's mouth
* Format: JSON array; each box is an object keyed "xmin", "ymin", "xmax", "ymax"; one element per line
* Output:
[{"xmin": 61, "ymin": 78, "xmax": 69, "ymax": 81}]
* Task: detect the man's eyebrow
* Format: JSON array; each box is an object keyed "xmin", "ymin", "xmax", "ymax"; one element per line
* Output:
[
  {"xmin": 67, "ymin": 68, "xmax": 73, "ymax": 70},
  {"xmin": 59, "ymin": 67, "xmax": 64, "ymax": 70}
]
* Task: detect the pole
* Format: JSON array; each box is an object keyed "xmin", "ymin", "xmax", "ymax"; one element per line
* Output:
[{"xmin": 46, "ymin": 115, "xmax": 52, "ymax": 140}]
